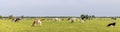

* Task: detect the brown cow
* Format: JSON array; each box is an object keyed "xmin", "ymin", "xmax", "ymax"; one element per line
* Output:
[{"xmin": 32, "ymin": 19, "xmax": 42, "ymax": 27}]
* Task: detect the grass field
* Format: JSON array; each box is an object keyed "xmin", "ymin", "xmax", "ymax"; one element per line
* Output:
[{"xmin": 0, "ymin": 18, "xmax": 120, "ymax": 32}]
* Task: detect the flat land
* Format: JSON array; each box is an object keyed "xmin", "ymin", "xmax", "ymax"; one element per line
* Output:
[{"xmin": 0, "ymin": 18, "xmax": 119, "ymax": 32}]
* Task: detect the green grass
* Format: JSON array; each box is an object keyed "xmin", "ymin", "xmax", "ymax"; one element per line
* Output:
[{"xmin": 0, "ymin": 18, "xmax": 120, "ymax": 32}]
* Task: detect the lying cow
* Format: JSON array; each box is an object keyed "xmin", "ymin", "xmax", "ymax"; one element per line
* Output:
[
  {"xmin": 32, "ymin": 19, "xmax": 42, "ymax": 27},
  {"xmin": 12, "ymin": 18, "xmax": 20, "ymax": 22},
  {"xmin": 107, "ymin": 22, "xmax": 116, "ymax": 27}
]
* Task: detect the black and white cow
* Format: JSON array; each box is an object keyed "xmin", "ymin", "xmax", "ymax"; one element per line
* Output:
[
  {"xmin": 107, "ymin": 22, "xmax": 116, "ymax": 27},
  {"xmin": 12, "ymin": 18, "xmax": 20, "ymax": 22},
  {"xmin": 80, "ymin": 17, "xmax": 86, "ymax": 23}
]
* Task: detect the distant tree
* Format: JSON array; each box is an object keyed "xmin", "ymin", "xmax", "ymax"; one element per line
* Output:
[
  {"xmin": 21, "ymin": 16, "xmax": 24, "ymax": 18},
  {"xmin": 88, "ymin": 16, "xmax": 92, "ymax": 20},
  {"xmin": 111, "ymin": 17, "xmax": 117, "ymax": 20},
  {"xmin": 81, "ymin": 14, "xmax": 95, "ymax": 20},
  {"xmin": 85, "ymin": 14, "xmax": 89, "ymax": 19},
  {"xmin": 80, "ymin": 14, "xmax": 86, "ymax": 20},
  {"xmin": 0, "ymin": 15, "xmax": 2, "ymax": 19},
  {"xmin": 92, "ymin": 15, "xmax": 95, "ymax": 18},
  {"xmin": 8, "ymin": 15, "xmax": 13, "ymax": 19}
]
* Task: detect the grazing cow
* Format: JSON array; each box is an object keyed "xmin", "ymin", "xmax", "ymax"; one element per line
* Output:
[
  {"xmin": 12, "ymin": 18, "xmax": 20, "ymax": 22},
  {"xmin": 68, "ymin": 18, "xmax": 71, "ymax": 20},
  {"xmin": 53, "ymin": 18, "xmax": 61, "ymax": 22},
  {"xmin": 68, "ymin": 18, "xmax": 76, "ymax": 23},
  {"xmin": 32, "ymin": 19, "xmax": 42, "ymax": 27},
  {"xmin": 81, "ymin": 17, "xmax": 86, "ymax": 23},
  {"xmin": 71, "ymin": 18, "xmax": 77, "ymax": 23},
  {"xmin": 107, "ymin": 22, "xmax": 116, "ymax": 27}
]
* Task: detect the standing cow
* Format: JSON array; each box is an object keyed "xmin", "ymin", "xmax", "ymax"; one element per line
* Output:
[
  {"xmin": 32, "ymin": 19, "xmax": 42, "ymax": 27},
  {"xmin": 12, "ymin": 18, "xmax": 20, "ymax": 22}
]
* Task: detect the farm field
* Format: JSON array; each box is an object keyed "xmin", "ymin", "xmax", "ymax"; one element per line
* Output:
[{"xmin": 0, "ymin": 18, "xmax": 120, "ymax": 32}]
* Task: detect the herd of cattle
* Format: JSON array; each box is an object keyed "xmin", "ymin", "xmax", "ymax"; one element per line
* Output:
[{"xmin": 12, "ymin": 17, "xmax": 116, "ymax": 27}]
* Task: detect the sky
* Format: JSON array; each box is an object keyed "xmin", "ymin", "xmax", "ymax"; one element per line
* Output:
[{"xmin": 0, "ymin": 0, "xmax": 120, "ymax": 16}]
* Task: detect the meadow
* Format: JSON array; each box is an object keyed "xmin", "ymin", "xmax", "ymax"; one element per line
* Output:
[{"xmin": 0, "ymin": 18, "xmax": 120, "ymax": 32}]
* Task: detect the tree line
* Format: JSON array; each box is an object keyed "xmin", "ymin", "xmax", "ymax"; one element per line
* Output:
[{"xmin": 1, "ymin": 14, "xmax": 116, "ymax": 19}]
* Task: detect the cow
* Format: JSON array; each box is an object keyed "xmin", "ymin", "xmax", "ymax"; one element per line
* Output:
[
  {"xmin": 32, "ymin": 19, "xmax": 42, "ymax": 27},
  {"xmin": 68, "ymin": 18, "xmax": 71, "ymax": 20},
  {"xmin": 107, "ymin": 22, "xmax": 116, "ymax": 27},
  {"xmin": 68, "ymin": 18, "xmax": 76, "ymax": 23},
  {"xmin": 12, "ymin": 18, "xmax": 20, "ymax": 22},
  {"xmin": 53, "ymin": 18, "xmax": 61, "ymax": 22},
  {"xmin": 80, "ymin": 17, "xmax": 86, "ymax": 23}
]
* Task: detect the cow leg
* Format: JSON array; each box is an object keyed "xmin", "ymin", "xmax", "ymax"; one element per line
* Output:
[
  {"xmin": 15, "ymin": 20, "xmax": 17, "ymax": 22},
  {"xmin": 39, "ymin": 21, "xmax": 42, "ymax": 26},
  {"xmin": 32, "ymin": 21, "xmax": 36, "ymax": 27},
  {"xmin": 71, "ymin": 20, "xmax": 74, "ymax": 23}
]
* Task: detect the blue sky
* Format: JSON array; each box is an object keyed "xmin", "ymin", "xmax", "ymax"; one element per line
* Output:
[{"xmin": 0, "ymin": 0, "xmax": 120, "ymax": 16}]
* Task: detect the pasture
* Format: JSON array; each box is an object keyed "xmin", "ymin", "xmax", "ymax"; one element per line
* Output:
[{"xmin": 0, "ymin": 18, "xmax": 120, "ymax": 32}]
